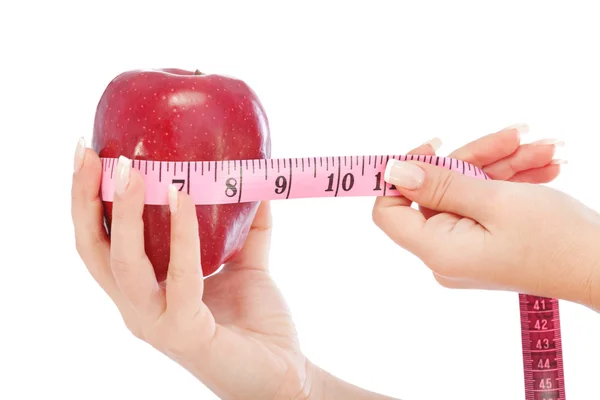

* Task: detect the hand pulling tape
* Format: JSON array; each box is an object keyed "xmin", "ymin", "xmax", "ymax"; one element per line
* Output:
[{"xmin": 100, "ymin": 153, "xmax": 566, "ymax": 399}]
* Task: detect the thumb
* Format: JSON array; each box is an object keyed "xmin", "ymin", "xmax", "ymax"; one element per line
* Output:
[
  {"xmin": 372, "ymin": 158, "xmax": 502, "ymax": 259},
  {"xmin": 383, "ymin": 159, "xmax": 500, "ymax": 223}
]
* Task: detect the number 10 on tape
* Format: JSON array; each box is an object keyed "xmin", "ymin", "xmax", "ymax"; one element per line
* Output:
[{"xmin": 99, "ymin": 153, "xmax": 566, "ymax": 399}]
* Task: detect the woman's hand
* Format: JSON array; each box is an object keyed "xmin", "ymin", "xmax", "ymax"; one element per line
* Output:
[
  {"xmin": 373, "ymin": 124, "xmax": 600, "ymax": 312},
  {"xmin": 71, "ymin": 146, "xmax": 315, "ymax": 400}
]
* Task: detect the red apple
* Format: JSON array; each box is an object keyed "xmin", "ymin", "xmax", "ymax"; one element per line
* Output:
[{"xmin": 92, "ymin": 68, "xmax": 271, "ymax": 281}]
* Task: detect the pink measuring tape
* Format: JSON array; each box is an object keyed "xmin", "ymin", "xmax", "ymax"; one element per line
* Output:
[{"xmin": 100, "ymin": 153, "xmax": 566, "ymax": 399}]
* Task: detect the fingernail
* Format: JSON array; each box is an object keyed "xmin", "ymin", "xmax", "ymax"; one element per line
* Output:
[
  {"xmin": 168, "ymin": 184, "xmax": 178, "ymax": 214},
  {"xmin": 550, "ymin": 159, "xmax": 568, "ymax": 165},
  {"xmin": 74, "ymin": 137, "xmax": 86, "ymax": 172},
  {"xmin": 384, "ymin": 160, "xmax": 425, "ymax": 189},
  {"xmin": 115, "ymin": 156, "xmax": 131, "ymax": 195},
  {"xmin": 503, "ymin": 123, "xmax": 529, "ymax": 135},
  {"xmin": 422, "ymin": 137, "xmax": 442, "ymax": 151},
  {"xmin": 531, "ymin": 138, "xmax": 565, "ymax": 147}
]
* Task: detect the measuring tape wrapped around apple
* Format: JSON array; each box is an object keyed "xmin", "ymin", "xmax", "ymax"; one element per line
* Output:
[{"xmin": 94, "ymin": 68, "xmax": 565, "ymax": 400}]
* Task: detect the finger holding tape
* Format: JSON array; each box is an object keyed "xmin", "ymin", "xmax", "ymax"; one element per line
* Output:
[
  {"xmin": 384, "ymin": 159, "xmax": 498, "ymax": 224},
  {"xmin": 110, "ymin": 156, "xmax": 165, "ymax": 321},
  {"xmin": 165, "ymin": 185, "xmax": 208, "ymax": 319},
  {"xmin": 374, "ymin": 158, "xmax": 495, "ymax": 261},
  {"xmin": 416, "ymin": 125, "xmax": 526, "ymax": 219},
  {"xmin": 372, "ymin": 138, "xmax": 441, "ymax": 253},
  {"xmin": 372, "ymin": 138, "xmax": 440, "ymax": 213}
]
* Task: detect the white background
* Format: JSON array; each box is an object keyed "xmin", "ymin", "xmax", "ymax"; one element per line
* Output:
[{"xmin": 1, "ymin": 1, "xmax": 599, "ymax": 399}]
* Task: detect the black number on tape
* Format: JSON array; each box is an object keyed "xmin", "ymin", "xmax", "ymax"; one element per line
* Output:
[
  {"xmin": 225, "ymin": 178, "xmax": 238, "ymax": 198},
  {"xmin": 373, "ymin": 171, "xmax": 396, "ymax": 191},
  {"xmin": 325, "ymin": 173, "xmax": 354, "ymax": 192},
  {"xmin": 172, "ymin": 179, "xmax": 186, "ymax": 191},
  {"xmin": 341, "ymin": 173, "xmax": 354, "ymax": 191},
  {"xmin": 275, "ymin": 176, "xmax": 287, "ymax": 194}
]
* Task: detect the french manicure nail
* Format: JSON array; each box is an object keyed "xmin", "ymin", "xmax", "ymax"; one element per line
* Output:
[
  {"xmin": 531, "ymin": 138, "xmax": 565, "ymax": 147},
  {"xmin": 74, "ymin": 137, "xmax": 86, "ymax": 172},
  {"xmin": 503, "ymin": 123, "xmax": 529, "ymax": 135},
  {"xmin": 168, "ymin": 184, "xmax": 178, "ymax": 214},
  {"xmin": 423, "ymin": 137, "xmax": 442, "ymax": 151},
  {"xmin": 384, "ymin": 160, "xmax": 425, "ymax": 189},
  {"xmin": 550, "ymin": 159, "xmax": 568, "ymax": 165},
  {"xmin": 115, "ymin": 156, "xmax": 131, "ymax": 195}
]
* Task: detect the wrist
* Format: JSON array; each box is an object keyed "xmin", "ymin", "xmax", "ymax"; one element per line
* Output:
[
  {"xmin": 590, "ymin": 228, "xmax": 600, "ymax": 312},
  {"xmin": 305, "ymin": 361, "xmax": 398, "ymax": 400},
  {"xmin": 552, "ymin": 221, "xmax": 600, "ymax": 310},
  {"xmin": 576, "ymin": 222, "xmax": 600, "ymax": 312},
  {"xmin": 304, "ymin": 361, "xmax": 324, "ymax": 400}
]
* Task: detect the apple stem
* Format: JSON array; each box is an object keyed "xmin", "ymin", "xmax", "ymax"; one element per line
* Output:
[{"xmin": 194, "ymin": 69, "xmax": 204, "ymax": 75}]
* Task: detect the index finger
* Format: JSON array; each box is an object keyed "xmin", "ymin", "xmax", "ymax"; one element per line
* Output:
[
  {"xmin": 165, "ymin": 185, "xmax": 205, "ymax": 318},
  {"xmin": 109, "ymin": 157, "xmax": 164, "ymax": 321},
  {"xmin": 447, "ymin": 124, "xmax": 525, "ymax": 167}
]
